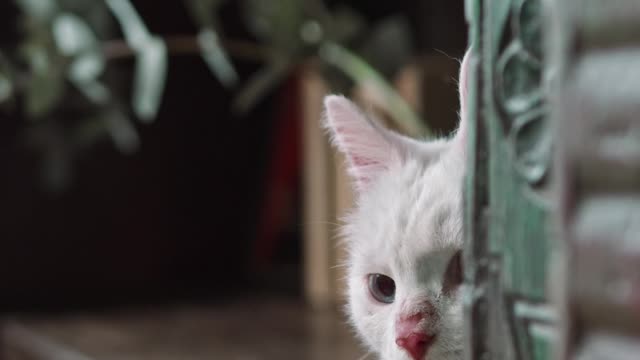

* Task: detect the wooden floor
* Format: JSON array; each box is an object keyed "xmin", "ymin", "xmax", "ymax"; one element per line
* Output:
[{"xmin": 1, "ymin": 298, "xmax": 365, "ymax": 360}]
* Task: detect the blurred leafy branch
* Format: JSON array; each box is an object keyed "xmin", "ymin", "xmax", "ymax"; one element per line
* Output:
[{"xmin": 2, "ymin": 0, "xmax": 424, "ymax": 190}]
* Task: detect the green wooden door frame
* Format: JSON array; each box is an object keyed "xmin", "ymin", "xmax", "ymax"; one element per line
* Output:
[
  {"xmin": 465, "ymin": 0, "xmax": 640, "ymax": 359},
  {"xmin": 464, "ymin": 0, "xmax": 554, "ymax": 359}
]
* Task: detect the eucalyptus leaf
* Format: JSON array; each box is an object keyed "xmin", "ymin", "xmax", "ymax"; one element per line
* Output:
[
  {"xmin": 184, "ymin": 0, "xmax": 238, "ymax": 87},
  {"xmin": 324, "ymin": 6, "xmax": 365, "ymax": 43},
  {"xmin": 72, "ymin": 108, "xmax": 139, "ymax": 154},
  {"xmin": 105, "ymin": 0, "xmax": 151, "ymax": 47},
  {"xmin": 133, "ymin": 37, "xmax": 168, "ymax": 122},
  {"xmin": 52, "ymin": 13, "xmax": 97, "ymax": 55},
  {"xmin": 198, "ymin": 28, "xmax": 238, "ymax": 87},
  {"xmin": 105, "ymin": 109, "xmax": 140, "ymax": 154},
  {"xmin": 185, "ymin": 0, "xmax": 226, "ymax": 28},
  {"xmin": 73, "ymin": 116, "xmax": 110, "ymax": 149},
  {"xmin": 244, "ymin": 0, "xmax": 304, "ymax": 51},
  {"xmin": 23, "ymin": 45, "xmax": 65, "ymax": 117},
  {"xmin": 52, "ymin": 13, "xmax": 109, "ymax": 104},
  {"xmin": 106, "ymin": 0, "xmax": 167, "ymax": 121},
  {"xmin": 0, "ymin": 72, "xmax": 12, "ymax": 103},
  {"xmin": 69, "ymin": 53, "xmax": 110, "ymax": 104},
  {"xmin": 299, "ymin": 20, "xmax": 323, "ymax": 45},
  {"xmin": 319, "ymin": 42, "xmax": 428, "ymax": 137},
  {"xmin": 356, "ymin": 16, "xmax": 412, "ymax": 78},
  {"xmin": 232, "ymin": 59, "xmax": 291, "ymax": 115},
  {"xmin": 15, "ymin": 0, "xmax": 57, "ymax": 22},
  {"xmin": 69, "ymin": 53, "xmax": 104, "ymax": 83},
  {"xmin": 0, "ymin": 56, "xmax": 14, "ymax": 103}
]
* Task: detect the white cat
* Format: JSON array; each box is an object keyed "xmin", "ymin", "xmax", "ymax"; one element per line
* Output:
[{"xmin": 323, "ymin": 50, "xmax": 471, "ymax": 360}]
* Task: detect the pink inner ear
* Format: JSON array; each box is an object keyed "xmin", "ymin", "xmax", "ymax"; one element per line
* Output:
[
  {"xmin": 352, "ymin": 155, "xmax": 377, "ymax": 167},
  {"xmin": 323, "ymin": 95, "xmax": 397, "ymax": 192},
  {"xmin": 340, "ymin": 130, "xmax": 384, "ymax": 187},
  {"xmin": 351, "ymin": 154, "xmax": 388, "ymax": 189},
  {"xmin": 334, "ymin": 125, "xmax": 386, "ymax": 167},
  {"xmin": 324, "ymin": 95, "xmax": 454, "ymax": 191}
]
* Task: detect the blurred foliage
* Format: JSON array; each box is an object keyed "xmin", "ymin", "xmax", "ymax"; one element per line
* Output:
[{"xmin": 2, "ymin": 0, "xmax": 422, "ymax": 191}]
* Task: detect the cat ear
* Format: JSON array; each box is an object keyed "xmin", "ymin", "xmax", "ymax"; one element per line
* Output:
[
  {"xmin": 323, "ymin": 95, "xmax": 401, "ymax": 192},
  {"xmin": 454, "ymin": 48, "xmax": 473, "ymax": 149}
]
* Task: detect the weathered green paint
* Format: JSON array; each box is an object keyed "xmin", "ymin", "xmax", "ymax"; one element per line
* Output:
[
  {"xmin": 465, "ymin": 0, "xmax": 554, "ymax": 359},
  {"xmin": 466, "ymin": 0, "xmax": 640, "ymax": 358}
]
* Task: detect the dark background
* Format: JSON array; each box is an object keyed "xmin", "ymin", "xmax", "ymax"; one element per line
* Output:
[{"xmin": 0, "ymin": 0, "xmax": 466, "ymax": 312}]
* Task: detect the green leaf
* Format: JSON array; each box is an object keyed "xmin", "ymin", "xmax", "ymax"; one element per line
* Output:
[
  {"xmin": 132, "ymin": 37, "xmax": 168, "ymax": 122},
  {"xmin": 15, "ymin": 0, "xmax": 57, "ymax": 22},
  {"xmin": 105, "ymin": 108, "xmax": 140, "ymax": 154},
  {"xmin": 73, "ymin": 108, "xmax": 139, "ymax": 154},
  {"xmin": 197, "ymin": 28, "xmax": 238, "ymax": 87},
  {"xmin": 232, "ymin": 59, "xmax": 291, "ymax": 115},
  {"xmin": 0, "ymin": 72, "xmax": 12, "ymax": 103},
  {"xmin": 69, "ymin": 53, "xmax": 110, "ymax": 104},
  {"xmin": 0, "ymin": 55, "xmax": 14, "ymax": 104},
  {"xmin": 183, "ymin": 0, "xmax": 238, "ymax": 87},
  {"xmin": 106, "ymin": 0, "xmax": 168, "ymax": 121},
  {"xmin": 299, "ymin": 20, "xmax": 323, "ymax": 45},
  {"xmin": 23, "ymin": 45, "xmax": 65, "ymax": 118},
  {"xmin": 69, "ymin": 52, "xmax": 104, "ymax": 83},
  {"xmin": 324, "ymin": 6, "xmax": 365, "ymax": 44},
  {"xmin": 319, "ymin": 42, "xmax": 428, "ymax": 138},
  {"xmin": 184, "ymin": 0, "xmax": 226, "ymax": 28},
  {"xmin": 53, "ymin": 13, "xmax": 109, "ymax": 104},
  {"xmin": 105, "ymin": 0, "xmax": 152, "ymax": 48},
  {"xmin": 356, "ymin": 16, "xmax": 412, "ymax": 78},
  {"xmin": 52, "ymin": 13, "xmax": 97, "ymax": 55},
  {"xmin": 244, "ymin": 0, "xmax": 304, "ymax": 50}
]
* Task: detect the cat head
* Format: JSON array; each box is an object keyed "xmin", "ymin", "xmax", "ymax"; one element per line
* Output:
[{"xmin": 323, "ymin": 49, "xmax": 472, "ymax": 360}]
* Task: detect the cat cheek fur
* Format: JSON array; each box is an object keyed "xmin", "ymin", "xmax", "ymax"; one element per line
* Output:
[{"xmin": 347, "ymin": 275, "xmax": 390, "ymax": 353}]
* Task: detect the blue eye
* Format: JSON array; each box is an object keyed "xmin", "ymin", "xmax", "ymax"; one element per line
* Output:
[{"xmin": 368, "ymin": 273, "xmax": 396, "ymax": 304}]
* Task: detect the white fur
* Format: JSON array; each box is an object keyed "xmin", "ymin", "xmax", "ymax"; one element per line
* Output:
[
  {"xmin": 342, "ymin": 142, "xmax": 464, "ymax": 360},
  {"xmin": 323, "ymin": 51, "xmax": 471, "ymax": 360}
]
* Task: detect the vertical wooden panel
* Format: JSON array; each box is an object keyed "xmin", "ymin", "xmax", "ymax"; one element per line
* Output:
[{"xmin": 301, "ymin": 63, "xmax": 335, "ymax": 310}]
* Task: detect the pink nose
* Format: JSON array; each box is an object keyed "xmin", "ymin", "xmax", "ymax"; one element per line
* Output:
[
  {"xmin": 395, "ymin": 313, "xmax": 435, "ymax": 360},
  {"xmin": 395, "ymin": 333, "xmax": 434, "ymax": 360}
]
